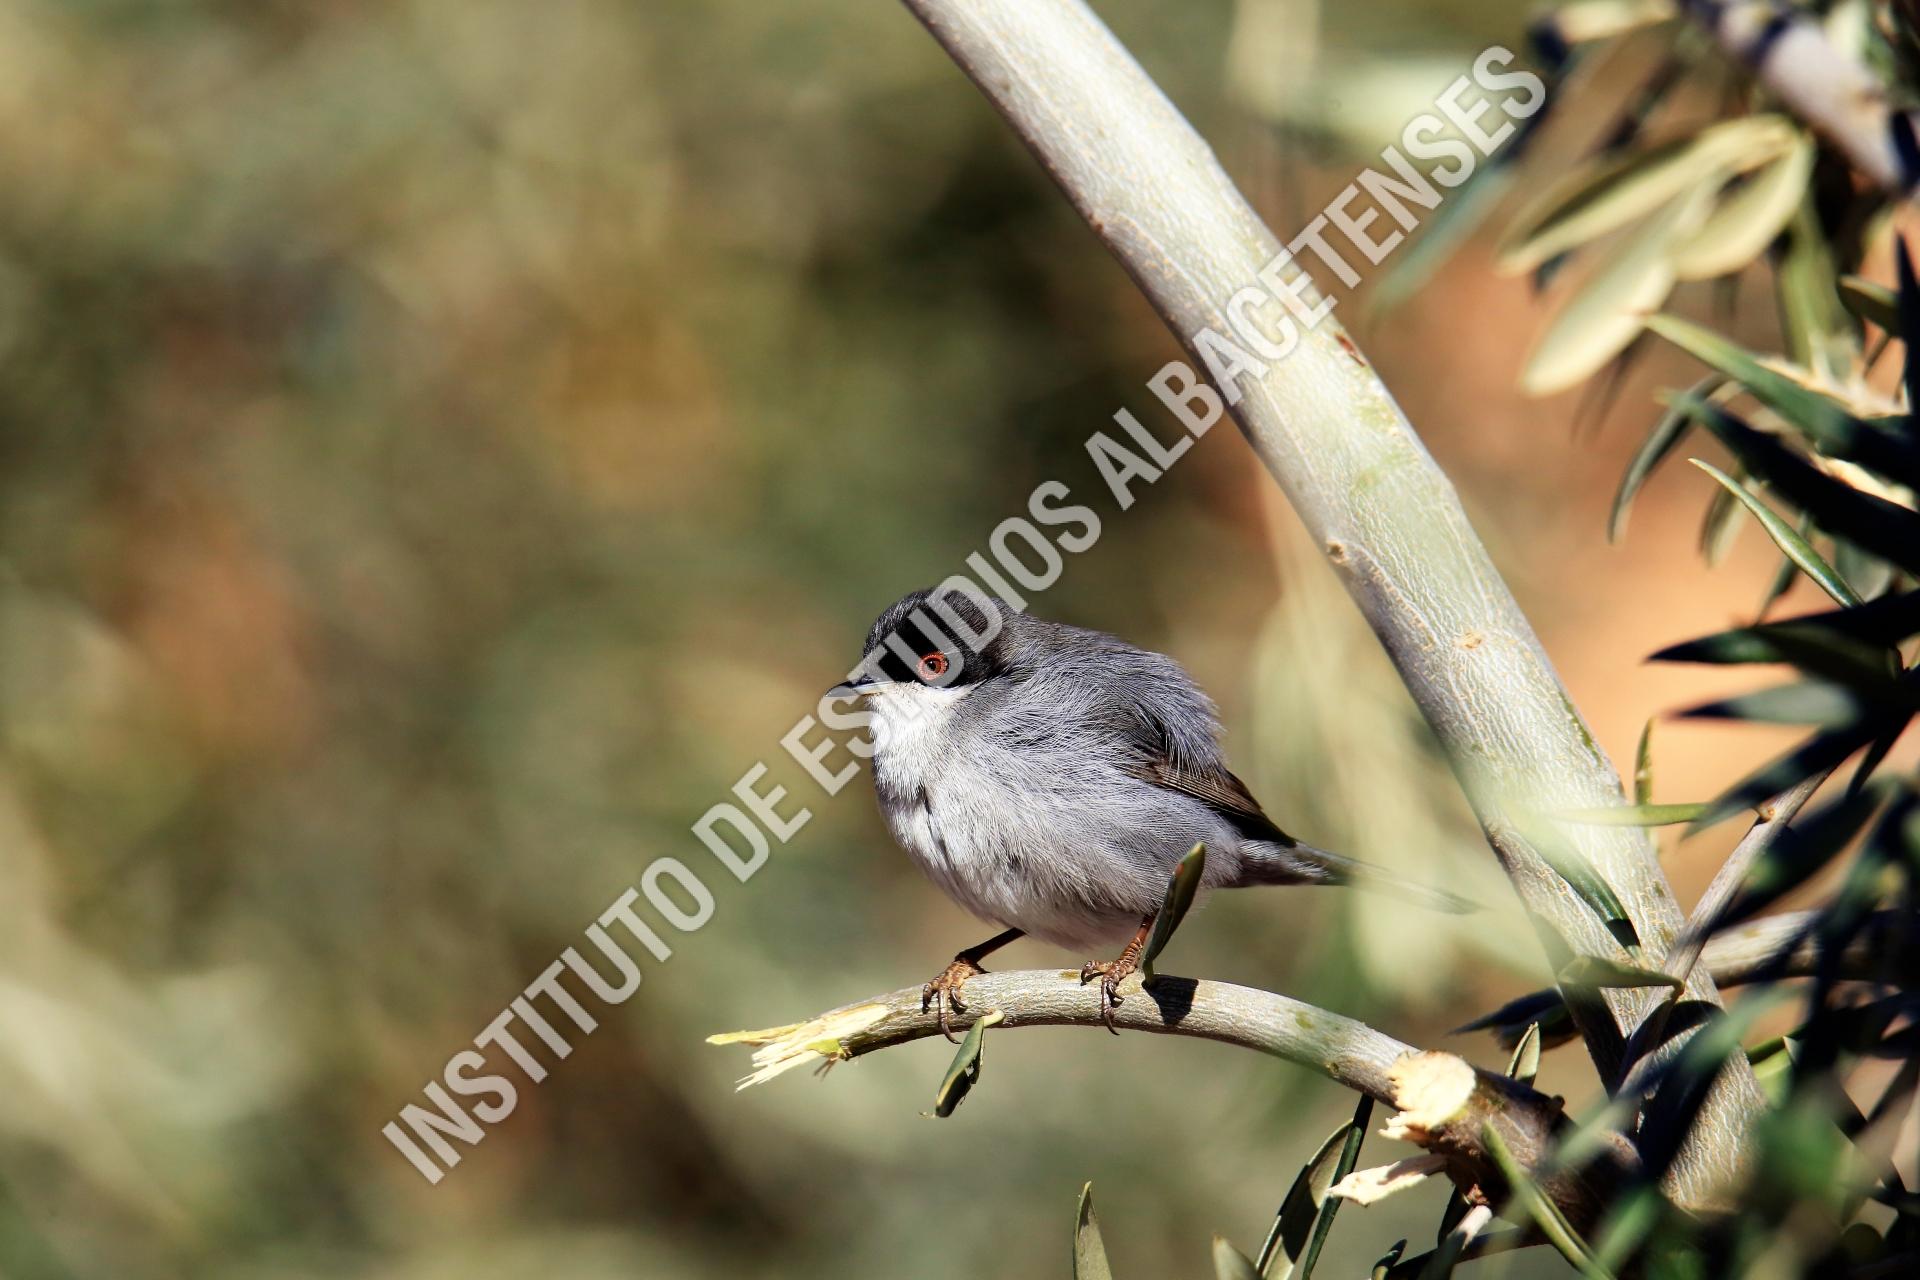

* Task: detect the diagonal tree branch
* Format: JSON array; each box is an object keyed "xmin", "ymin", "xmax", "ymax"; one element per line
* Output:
[{"xmin": 896, "ymin": 0, "xmax": 1762, "ymax": 1202}]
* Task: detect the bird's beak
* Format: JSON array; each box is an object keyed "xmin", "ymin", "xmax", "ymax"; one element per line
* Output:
[{"xmin": 826, "ymin": 676, "xmax": 879, "ymax": 700}]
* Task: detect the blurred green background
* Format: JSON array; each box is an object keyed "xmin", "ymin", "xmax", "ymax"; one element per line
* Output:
[{"xmin": 0, "ymin": 1, "xmax": 1846, "ymax": 1276}]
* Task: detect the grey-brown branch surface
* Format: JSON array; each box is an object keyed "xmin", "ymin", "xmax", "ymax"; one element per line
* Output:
[
  {"xmin": 713, "ymin": 968, "xmax": 1410, "ymax": 1098},
  {"xmin": 710, "ymin": 969, "xmax": 1634, "ymax": 1231},
  {"xmin": 897, "ymin": 0, "xmax": 1761, "ymax": 1203}
]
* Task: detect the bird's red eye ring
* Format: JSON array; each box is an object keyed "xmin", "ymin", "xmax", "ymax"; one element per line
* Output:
[{"xmin": 916, "ymin": 652, "xmax": 950, "ymax": 681}]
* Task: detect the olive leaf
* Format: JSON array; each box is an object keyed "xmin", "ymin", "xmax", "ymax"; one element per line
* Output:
[
  {"xmin": 1521, "ymin": 185, "xmax": 1712, "ymax": 395},
  {"xmin": 932, "ymin": 1009, "xmax": 1003, "ymax": 1117},
  {"xmin": 1482, "ymin": 1123, "xmax": 1615, "ymax": 1279},
  {"xmin": 1498, "ymin": 116, "xmax": 1796, "ymax": 274},
  {"xmin": 1559, "ymin": 955, "xmax": 1684, "ymax": 991},
  {"xmin": 1649, "ymin": 317, "xmax": 1920, "ymax": 492},
  {"xmin": 1558, "ymin": 803, "xmax": 1711, "ymax": 827},
  {"xmin": 1075, "ymin": 1182, "xmax": 1115, "ymax": 1280},
  {"xmin": 1687, "ymin": 460, "xmax": 1862, "ymax": 608},
  {"xmin": 1670, "ymin": 134, "xmax": 1814, "ymax": 281},
  {"xmin": 1141, "ymin": 843, "xmax": 1206, "ymax": 980}
]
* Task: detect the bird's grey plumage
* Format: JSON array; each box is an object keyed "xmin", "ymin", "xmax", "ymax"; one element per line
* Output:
[{"xmin": 849, "ymin": 589, "xmax": 1470, "ymax": 953}]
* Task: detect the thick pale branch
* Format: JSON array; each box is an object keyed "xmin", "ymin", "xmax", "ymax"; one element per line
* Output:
[
  {"xmin": 898, "ymin": 0, "xmax": 1760, "ymax": 1200},
  {"xmin": 1681, "ymin": 0, "xmax": 1919, "ymax": 198}
]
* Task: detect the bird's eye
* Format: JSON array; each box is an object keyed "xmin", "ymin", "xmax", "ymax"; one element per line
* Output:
[{"xmin": 916, "ymin": 652, "xmax": 950, "ymax": 681}]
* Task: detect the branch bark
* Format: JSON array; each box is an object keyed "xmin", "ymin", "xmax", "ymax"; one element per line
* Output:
[
  {"xmin": 713, "ymin": 969, "xmax": 1412, "ymax": 1096},
  {"xmin": 1663, "ymin": 772, "xmax": 1831, "ymax": 988},
  {"xmin": 897, "ymin": 0, "xmax": 1761, "ymax": 1202},
  {"xmin": 1680, "ymin": 0, "xmax": 1919, "ymax": 198},
  {"xmin": 709, "ymin": 969, "xmax": 1630, "ymax": 1228}
]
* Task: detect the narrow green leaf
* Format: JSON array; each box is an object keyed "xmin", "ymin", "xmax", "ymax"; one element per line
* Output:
[
  {"xmin": 1298, "ymin": 1096, "xmax": 1371, "ymax": 1280},
  {"xmin": 1898, "ymin": 236, "xmax": 1920, "ymax": 422},
  {"xmin": 1372, "ymin": 1241, "xmax": 1408, "ymax": 1280},
  {"xmin": 1552, "ymin": 1096, "xmax": 1642, "ymax": 1173},
  {"xmin": 1214, "ymin": 1236, "xmax": 1261, "ymax": 1280},
  {"xmin": 1756, "ymin": 514, "xmax": 1813, "ymax": 618},
  {"xmin": 1839, "ymin": 275, "xmax": 1899, "ymax": 333},
  {"xmin": 1682, "ymin": 679, "xmax": 1887, "ymax": 726},
  {"xmin": 1497, "ymin": 116, "xmax": 1795, "ymax": 274},
  {"xmin": 1688, "ymin": 459, "xmax": 1863, "ymax": 607},
  {"xmin": 932, "ymin": 1009, "xmax": 1002, "ymax": 1118},
  {"xmin": 1651, "ymin": 593, "xmax": 1920, "ymax": 685},
  {"xmin": 1611, "ymin": 377, "xmax": 1718, "ymax": 542},
  {"xmin": 1075, "ymin": 1182, "xmax": 1114, "ymax": 1280},
  {"xmin": 1649, "ymin": 319, "xmax": 1920, "ymax": 492},
  {"xmin": 1521, "ymin": 187, "xmax": 1706, "ymax": 396},
  {"xmin": 1451, "ymin": 989, "xmax": 1573, "ymax": 1044},
  {"xmin": 1506, "ymin": 1022, "xmax": 1544, "ymax": 1086},
  {"xmin": 1633, "ymin": 719, "xmax": 1655, "ymax": 806},
  {"xmin": 1481, "ymin": 1123, "xmax": 1615, "ymax": 1280},
  {"xmin": 1558, "ymin": 956, "xmax": 1684, "ymax": 991},
  {"xmin": 1528, "ymin": 825, "xmax": 1639, "ymax": 945},
  {"xmin": 1256, "ymin": 1121, "xmax": 1353, "ymax": 1277},
  {"xmin": 1558, "ymin": 802, "xmax": 1710, "ymax": 827},
  {"xmin": 1692, "ymin": 718, "xmax": 1887, "ymax": 831},
  {"xmin": 1775, "ymin": 194, "xmax": 1857, "ymax": 380},
  {"xmin": 1415, "ymin": 1221, "xmax": 1476, "ymax": 1280},
  {"xmin": 1665, "ymin": 395, "xmax": 1920, "ymax": 577},
  {"xmin": 1141, "ymin": 843, "xmax": 1206, "ymax": 980},
  {"xmin": 1592, "ymin": 1185, "xmax": 1667, "ymax": 1274},
  {"xmin": 1849, "ymin": 721, "xmax": 1905, "ymax": 795},
  {"xmin": 1670, "ymin": 134, "xmax": 1813, "ymax": 281},
  {"xmin": 1698, "ymin": 468, "xmax": 1749, "ymax": 566}
]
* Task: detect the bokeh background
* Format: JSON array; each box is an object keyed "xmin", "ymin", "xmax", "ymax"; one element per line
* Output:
[{"xmin": 1, "ymin": 1, "xmax": 1899, "ymax": 1277}]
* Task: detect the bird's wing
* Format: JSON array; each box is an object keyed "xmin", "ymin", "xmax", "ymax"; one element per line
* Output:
[{"xmin": 1124, "ymin": 754, "xmax": 1300, "ymax": 848}]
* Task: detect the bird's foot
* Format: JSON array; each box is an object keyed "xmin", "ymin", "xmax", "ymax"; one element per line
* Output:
[
  {"xmin": 922, "ymin": 955, "xmax": 986, "ymax": 1043},
  {"xmin": 1079, "ymin": 930, "xmax": 1149, "ymax": 1036}
]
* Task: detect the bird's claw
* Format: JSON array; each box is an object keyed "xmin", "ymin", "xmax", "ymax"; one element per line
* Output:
[
  {"xmin": 922, "ymin": 956, "xmax": 986, "ymax": 1043},
  {"xmin": 1079, "ymin": 954, "xmax": 1138, "ymax": 1036}
]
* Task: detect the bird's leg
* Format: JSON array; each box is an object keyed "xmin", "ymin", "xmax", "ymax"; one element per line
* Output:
[
  {"xmin": 1080, "ymin": 916, "xmax": 1155, "ymax": 1035},
  {"xmin": 922, "ymin": 928, "xmax": 1025, "ymax": 1043}
]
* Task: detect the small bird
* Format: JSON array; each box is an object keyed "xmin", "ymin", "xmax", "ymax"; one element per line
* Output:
[{"xmin": 829, "ymin": 588, "xmax": 1473, "ymax": 1039}]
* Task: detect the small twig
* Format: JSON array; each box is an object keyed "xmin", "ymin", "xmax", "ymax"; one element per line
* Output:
[
  {"xmin": 1699, "ymin": 907, "xmax": 1915, "ymax": 987},
  {"xmin": 1618, "ymin": 772, "xmax": 1832, "ymax": 1075},
  {"xmin": 1663, "ymin": 772, "xmax": 1830, "ymax": 987}
]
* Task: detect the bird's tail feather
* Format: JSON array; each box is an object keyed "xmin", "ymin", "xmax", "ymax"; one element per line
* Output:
[{"xmin": 1238, "ymin": 840, "xmax": 1478, "ymax": 914}]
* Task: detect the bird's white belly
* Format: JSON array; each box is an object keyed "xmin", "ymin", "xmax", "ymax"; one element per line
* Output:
[
  {"xmin": 866, "ymin": 679, "xmax": 1161, "ymax": 951},
  {"xmin": 885, "ymin": 771, "xmax": 1147, "ymax": 952}
]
